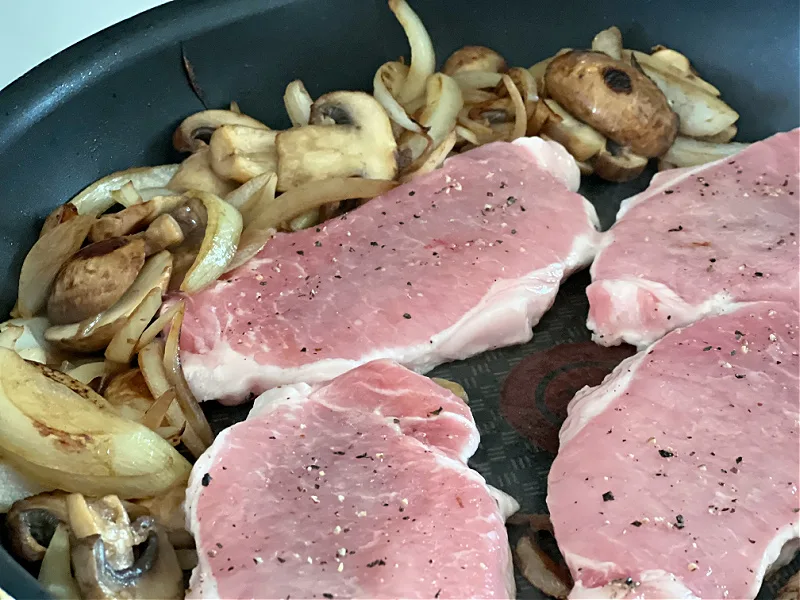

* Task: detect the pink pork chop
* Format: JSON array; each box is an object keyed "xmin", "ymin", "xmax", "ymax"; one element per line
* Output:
[
  {"xmin": 185, "ymin": 359, "xmax": 518, "ymax": 599},
  {"xmin": 548, "ymin": 302, "xmax": 800, "ymax": 599},
  {"xmin": 587, "ymin": 128, "xmax": 799, "ymax": 349},
  {"xmin": 179, "ymin": 137, "xmax": 599, "ymax": 403}
]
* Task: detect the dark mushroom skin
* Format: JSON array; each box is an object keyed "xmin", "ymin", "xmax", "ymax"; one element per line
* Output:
[
  {"xmin": 545, "ymin": 50, "xmax": 678, "ymax": 158},
  {"xmin": 47, "ymin": 237, "xmax": 146, "ymax": 325},
  {"xmin": 6, "ymin": 492, "xmax": 70, "ymax": 562}
]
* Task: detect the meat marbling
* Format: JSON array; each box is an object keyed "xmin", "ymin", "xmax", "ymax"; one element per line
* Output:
[
  {"xmin": 186, "ymin": 359, "xmax": 518, "ymax": 599},
  {"xmin": 587, "ymin": 128, "xmax": 799, "ymax": 349},
  {"xmin": 548, "ymin": 302, "xmax": 800, "ymax": 599},
  {"xmin": 180, "ymin": 137, "xmax": 600, "ymax": 403}
]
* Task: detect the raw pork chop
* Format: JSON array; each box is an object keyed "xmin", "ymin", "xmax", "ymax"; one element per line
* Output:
[
  {"xmin": 186, "ymin": 360, "xmax": 518, "ymax": 599},
  {"xmin": 548, "ymin": 302, "xmax": 800, "ymax": 599},
  {"xmin": 587, "ymin": 128, "xmax": 799, "ymax": 348},
  {"xmin": 180, "ymin": 137, "xmax": 599, "ymax": 402}
]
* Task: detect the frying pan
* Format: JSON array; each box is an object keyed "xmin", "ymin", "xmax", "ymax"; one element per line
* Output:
[{"xmin": 0, "ymin": 0, "xmax": 797, "ymax": 598}]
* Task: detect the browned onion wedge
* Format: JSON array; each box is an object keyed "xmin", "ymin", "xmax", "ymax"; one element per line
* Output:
[
  {"xmin": 515, "ymin": 535, "xmax": 573, "ymax": 599},
  {"xmin": 163, "ymin": 304, "xmax": 214, "ymax": 449},
  {"xmin": 17, "ymin": 215, "xmax": 95, "ymax": 319}
]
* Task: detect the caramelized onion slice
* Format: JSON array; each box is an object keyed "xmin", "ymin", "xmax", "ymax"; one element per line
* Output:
[
  {"xmin": 388, "ymin": 0, "xmax": 436, "ymax": 106},
  {"xmin": 163, "ymin": 305, "xmax": 214, "ymax": 449},
  {"xmin": 373, "ymin": 62, "xmax": 422, "ymax": 133},
  {"xmin": 284, "ymin": 80, "xmax": 314, "ymax": 127},
  {"xmin": 502, "ymin": 74, "xmax": 527, "ymax": 141},
  {"xmin": 17, "ymin": 215, "xmax": 95, "ymax": 319}
]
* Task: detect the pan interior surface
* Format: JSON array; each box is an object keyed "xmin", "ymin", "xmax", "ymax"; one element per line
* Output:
[{"xmin": 0, "ymin": 0, "xmax": 797, "ymax": 598}]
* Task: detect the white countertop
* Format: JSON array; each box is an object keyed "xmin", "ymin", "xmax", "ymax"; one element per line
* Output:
[{"xmin": 0, "ymin": 0, "xmax": 171, "ymax": 90}]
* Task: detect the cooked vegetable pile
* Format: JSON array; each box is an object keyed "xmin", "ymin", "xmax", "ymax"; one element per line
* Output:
[{"xmin": 0, "ymin": 1, "xmax": 748, "ymax": 597}]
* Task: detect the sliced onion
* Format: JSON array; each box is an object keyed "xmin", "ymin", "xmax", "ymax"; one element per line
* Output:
[
  {"xmin": 389, "ymin": 0, "xmax": 436, "ymax": 106},
  {"xmin": 163, "ymin": 305, "xmax": 214, "ymax": 449},
  {"xmin": 224, "ymin": 172, "xmax": 274, "ymax": 212},
  {"xmin": 401, "ymin": 129, "xmax": 457, "ymax": 182},
  {"xmin": 460, "ymin": 88, "xmax": 498, "ymax": 104},
  {"xmin": 110, "ymin": 181, "xmax": 143, "ymax": 208},
  {"xmin": 134, "ymin": 300, "xmax": 185, "ymax": 353},
  {"xmin": 226, "ymin": 178, "xmax": 398, "ymax": 272},
  {"xmin": 179, "ymin": 191, "xmax": 243, "ymax": 293},
  {"xmin": 403, "ymin": 73, "xmax": 463, "ymax": 162},
  {"xmin": 452, "ymin": 70, "xmax": 504, "ymax": 91},
  {"xmin": 515, "ymin": 535, "xmax": 573, "ymax": 599},
  {"xmin": 457, "ymin": 105, "xmax": 495, "ymax": 140},
  {"xmin": 289, "ymin": 208, "xmax": 321, "ymax": 231},
  {"xmin": 0, "ymin": 350, "xmax": 191, "ymax": 498},
  {"xmin": 0, "ymin": 323, "xmax": 23, "ymax": 349},
  {"xmin": 238, "ymin": 173, "xmax": 278, "ymax": 226},
  {"xmin": 141, "ymin": 389, "xmax": 177, "ymax": 431},
  {"xmin": 455, "ymin": 125, "xmax": 479, "ymax": 145},
  {"xmin": 65, "ymin": 361, "xmax": 106, "ymax": 387},
  {"xmin": 373, "ymin": 62, "xmax": 423, "ymax": 133},
  {"xmin": 284, "ymin": 80, "xmax": 314, "ymax": 127},
  {"xmin": 69, "ymin": 165, "xmax": 180, "ymax": 216},
  {"xmin": 663, "ymin": 137, "xmax": 749, "ymax": 168},
  {"xmin": 502, "ymin": 74, "xmax": 527, "ymax": 141},
  {"xmin": 103, "ymin": 368, "xmax": 154, "ymax": 422},
  {"xmin": 40, "ymin": 203, "xmax": 79, "ymax": 239},
  {"xmin": 138, "ymin": 341, "xmax": 206, "ymax": 459},
  {"xmin": 38, "ymin": 523, "xmax": 81, "ymax": 600},
  {"xmin": 105, "ymin": 287, "xmax": 164, "ymax": 364},
  {"xmin": 17, "ymin": 215, "xmax": 94, "ymax": 319}
]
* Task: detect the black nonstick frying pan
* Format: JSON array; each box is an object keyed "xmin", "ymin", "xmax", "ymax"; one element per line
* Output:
[{"xmin": 0, "ymin": 0, "xmax": 798, "ymax": 598}]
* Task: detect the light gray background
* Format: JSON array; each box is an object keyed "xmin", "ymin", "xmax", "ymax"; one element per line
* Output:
[{"xmin": 0, "ymin": 0, "xmax": 170, "ymax": 90}]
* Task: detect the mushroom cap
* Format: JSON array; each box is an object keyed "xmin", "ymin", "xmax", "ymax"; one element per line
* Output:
[
  {"xmin": 443, "ymin": 46, "xmax": 507, "ymax": 75},
  {"xmin": 47, "ymin": 237, "xmax": 146, "ymax": 326},
  {"xmin": 544, "ymin": 50, "xmax": 678, "ymax": 158},
  {"xmin": 6, "ymin": 491, "xmax": 69, "ymax": 562},
  {"xmin": 592, "ymin": 139, "xmax": 649, "ymax": 182},
  {"xmin": 172, "ymin": 109, "xmax": 268, "ymax": 154}
]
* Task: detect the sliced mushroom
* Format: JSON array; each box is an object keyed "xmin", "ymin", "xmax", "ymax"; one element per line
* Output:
[
  {"xmin": 172, "ymin": 109, "xmax": 268, "ymax": 153},
  {"xmin": 443, "ymin": 46, "xmax": 507, "ymax": 75},
  {"xmin": 540, "ymin": 99, "xmax": 607, "ymax": 162},
  {"xmin": 591, "ymin": 140, "xmax": 649, "ymax": 182},
  {"xmin": 209, "ymin": 125, "xmax": 278, "ymax": 183},
  {"xmin": 47, "ymin": 237, "xmax": 147, "ymax": 326},
  {"xmin": 89, "ymin": 195, "xmax": 186, "ymax": 243},
  {"xmin": 45, "ymin": 251, "xmax": 173, "ymax": 352},
  {"xmin": 167, "ymin": 147, "xmax": 238, "ymax": 197},
  {"xmin": 6, "ymin": 491, "xmax": 69, "ymax": 562},
  {"xmin": 137, "ymin": 214, "xmax": 185, "ymax": 255},
  {"xmin": 545, "ymin": 50, "xmax": 678, "ymax": 157},
  {"xmin": 71, "ymin": 518, "xmax": 182, "ymax": 600},
  {"xmin": 276, "ymin": 91, "xmax": 398, "ymax": 190}
]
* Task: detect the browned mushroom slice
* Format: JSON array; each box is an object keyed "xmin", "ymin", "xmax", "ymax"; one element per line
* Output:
[
  {"xmin": 779, "ymin": 571, "xmax": 799, "ymax": 600},
  {"xmin": 443, "ymin": 46, "xmax": 507, "ymax": 76},
  {"xmin": 209, "ymin": 125, "xmax": 278, "ymax": 183},
  {"xmin": 540, "ymin": 99, "xmax": 607, "ymax": 162},
  {"xmin": 167, "ymin": 147, "xmax": 238, "ymax": 197},
  {"xmin": 515, "ymin": 534, "xmax": 573, "ymax": 599},
  {"xmin": 7, "ymin": 491, "xmax": 70, "ymax": 562},
  {"xmin": 545, "ymin": 50, "xmax": 678, "ymax": 158},
  {"xmin": 172, "ymin": 109, "xmax": 268, "ymax": 153},
  {"xmin": 89, "ymin": 195, "xmax": 186, "ymax": 242},
  {"xmin": 276, "ymin": 92, "xmax": 398, "ymax": 191},
  {"xmin": 45, "ymin": 251, "xmax": 173, "ymax": 352},
  {"xmin": 592, "ymin": 140, "xmax": 649, "ymax": 182},
  {"xmin": 71, "ymin": 517, "xmax": 183, "ymax": 600},
  {"xmin": 47, "ymin": 237, "xmax": 147, "ymax": 326}
]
